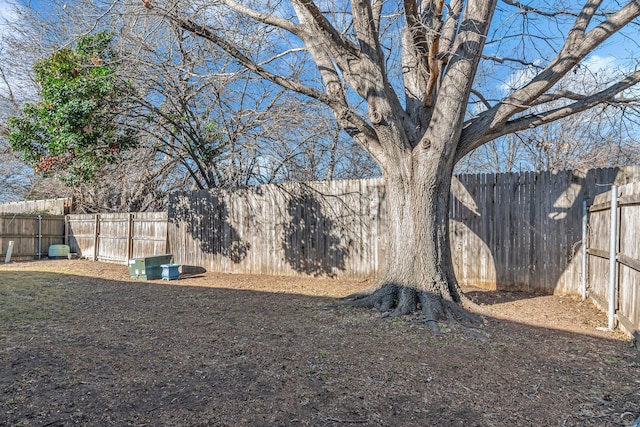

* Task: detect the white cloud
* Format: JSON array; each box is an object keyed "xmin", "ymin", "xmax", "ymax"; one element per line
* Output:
[
  {"xmin": 583, "ymin": 54, "xmax": 617, "ymax": 73},
  {"xmin": 0, "ymin": 0, "xmax": 19, "ymax": 29},
  {"xmin": 498, "ymin": 60, "xmax": 543, "ymax": 94}
]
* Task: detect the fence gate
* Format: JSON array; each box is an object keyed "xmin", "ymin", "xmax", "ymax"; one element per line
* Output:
[
  {"xmin": 587, "ymin": 182, "xmax": 640, "ymax": 341},
  {"xmin": 0, "ymin": 214, "xmax": 65, "ymax": 260}
]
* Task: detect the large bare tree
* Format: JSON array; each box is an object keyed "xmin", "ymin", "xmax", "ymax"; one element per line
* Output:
[{"xmin": 144, "ymin": 0, "xmax": 640, "ymax": 333}]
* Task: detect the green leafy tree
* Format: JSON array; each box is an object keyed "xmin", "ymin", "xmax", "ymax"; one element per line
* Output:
[{"xmin": 7, "ymin": 31, "xmax": 136, "ymax": 185}]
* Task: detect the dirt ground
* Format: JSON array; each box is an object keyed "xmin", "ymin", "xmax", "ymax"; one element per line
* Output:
[{"xmin": 1, "ymin": 259, "xmax": 639, "ymax": 426}]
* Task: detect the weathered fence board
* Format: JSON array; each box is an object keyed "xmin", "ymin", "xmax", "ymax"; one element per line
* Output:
[
  {"xmin": 66, "ymin": 214, "xmax": 99, "ymax": 260},
  {"xmin": 66, "ymin": 212, "xmax": 168, "ymax": 263},
  {"xmin": 97, "ymin": 213, "xmax": 130, "ymax": 263},
  {"xmin": 0, "ymin": 214, "xmax": 65, "ymax": 260},
  {"xmin": 132, "ymin": 212, "xmax": 168, "ymax": 259},
  {"xmin": 0, "ymin": 198, "xmax": 72, "ymax": 215}
]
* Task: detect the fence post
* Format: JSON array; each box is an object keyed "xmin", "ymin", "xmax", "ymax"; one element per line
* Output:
[
  {"xmin": 37, "ymin": 215, "xmax": 42, "ymax": 260},
  {"xmin": 4, "ymin": 241, "xmax": 13, "ymax": 264},
  {"xmin": 608, "ymin": 185, "xmax": 618, "ymax": 330},
  {"xmin": 127, "ymin": 213, "xmax": 134, "ymax": 260},
  {"xmin": 93, "ymin": 214, "xmax": 99, "ymax": 262},
  {"xmin": 581, "ymin": 198, "xmax": 588, "ymax": 301}
]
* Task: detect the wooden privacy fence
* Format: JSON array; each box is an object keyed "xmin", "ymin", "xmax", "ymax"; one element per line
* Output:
[
  {"xmin": 587, "ymin": 182, "xmax": 640, "ymax": 340},
  {"xmin": 169, "ymin": 179, "xmax": 385, "ymax": 278},
  {"xmin": 168, "ymin": 166, "xmax": 640, "ymax": 295},
  {"xmin": 449, "ymin": 168, "xmax": 637, "ymax": 294},
  {"xmin": 66, "ymin": 212, "xmax": 168, "ymax": 263},
  {"xmin": 5, "ymin": 167, "xmax": 640, "ymax": 306},
  {"xmin": 0, "ymin": 198, "xmax": 72, "ymax": 215},
  {"xmin": 0, "ymin": 214, "xmax": 65, "ymax": 260}
]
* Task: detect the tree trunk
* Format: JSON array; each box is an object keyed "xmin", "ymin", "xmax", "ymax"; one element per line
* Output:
[{"xmin": 345, "ymin": 145, "xmax": 479, "ymax": 334}]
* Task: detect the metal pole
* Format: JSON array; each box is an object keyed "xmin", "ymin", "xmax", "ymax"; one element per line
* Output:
[
  {"xmin": 608, "ymin": 185, "xmax": 618, "ymax": 330},
  {"xmin": 4, "ymin": 241, "xmax": 14, "ymax": 264},
  {"xmin": 581, "ymin": 199, "xmax": 588, "ymax": 301},
  {"xmin": 37, "ymin": 215, "xmax": 42, "ymax": 260}
]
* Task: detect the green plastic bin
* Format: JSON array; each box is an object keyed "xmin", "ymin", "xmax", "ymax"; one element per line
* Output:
[
  {"xmin": 128, "ymin": 254, "xmax": 173, "ymax": 280},
  {"xmin": 48, "ymin": 244, "xmax": 70, "ymax": 259}
]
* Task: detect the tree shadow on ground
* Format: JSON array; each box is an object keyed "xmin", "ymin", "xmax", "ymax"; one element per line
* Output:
[
  {"xmin": 464, "ymin": 289, "xmax": 543, "ymax": 305},
  {"xmin": 0, "ymin": 267, "xmax": 638, "ymax": 427},
  {"xmin": 282, "ymin": 191, "xmax": 347, "ymax": 277}
]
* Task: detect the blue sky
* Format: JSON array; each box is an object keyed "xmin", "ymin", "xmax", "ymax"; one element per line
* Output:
[{"xmin": 2, "ymin": 0, "xmax": 638, "ymax": 104}]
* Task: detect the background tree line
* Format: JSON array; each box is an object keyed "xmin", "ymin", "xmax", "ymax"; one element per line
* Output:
[{"xmin": 0, "ymin": 0, "xmax": 378, "ymax": 211}]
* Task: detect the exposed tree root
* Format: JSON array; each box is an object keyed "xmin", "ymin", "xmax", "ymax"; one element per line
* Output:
[{"xmin": 339, "ymin": 284, "xmax": 485, "ymax": 336}]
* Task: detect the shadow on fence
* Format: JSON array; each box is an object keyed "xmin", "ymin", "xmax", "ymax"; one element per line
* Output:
[
  {"xmin": 167, "ymin": 184, "xmax": 353, "ymax": 277},
  {"xmin": 450, "ymin": 167, "xmax": 638, "ymax": 294},
  {"xmin": 282, "ymin": 192, "xmax": 347, "ymax": 277},
  {"xmin": 169, "ymin": 191, "xmax": 250, "ymax": 264}
]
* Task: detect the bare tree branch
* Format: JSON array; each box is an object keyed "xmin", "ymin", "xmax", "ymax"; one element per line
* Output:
[
  {"xmin": 470, "ymin": 88, "xmax": 492, "ymax": 109},
  {"xmin": 462, "ymin": 0, "xmax": 640, "ymax": 152},
  {"xmin": 439, "ymin": 0, "xmax": 463, "ymax": 62},
  {"xmin": 293, "ymin": 0, "xmax": 361, "ymax": 59},
  {"xmin": 221, "ymin": 0, "xmax": 300, "ymax": 34},
  {"xmin": 460, "ymin": 69, "xmax": 640, "ymax": 157},
  {"xmin": 371, "ymin": 0, "xmax": 384, "ymax": 34},
  {"xmin": 352, "ymin": 0, "xmax": 386, "ymax": 70},
  {"xmin": 501, "ymin": 0, "xmax": 581, "ymax": 18},
  {"xmin": 481, "ymin": 55, "xmax": 540, "ymax": 68},
  {"xmin": 165, "ymin": 12, "xmax": 328, "ymax": 105},
  {"xmin": 258, "ymin": 48, "xmax": 308, "ymax": 67},
  {"xmin": 0, "ymin": 66, "xmax": 17, "ymax": 109}
]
